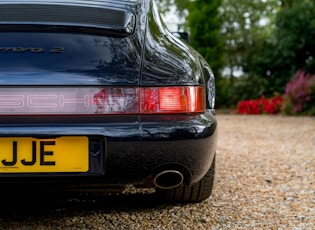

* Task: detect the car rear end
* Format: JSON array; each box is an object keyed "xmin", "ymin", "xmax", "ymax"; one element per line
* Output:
[{"xmin": 0, "ymin": 0, "xmax": 217, "ymax": 202}]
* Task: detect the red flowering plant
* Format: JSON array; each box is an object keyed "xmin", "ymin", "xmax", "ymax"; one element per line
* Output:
[
  {"xmin": 237, "ymin": 99, "xmax": 260, "ymax": 114},
  {"xmin": 237, "ymin": 94, "xmax": 284, "ymax": 115},
  {"xmin": 283, "ymin": 71, "xmax": 315, "ymax": 115}
]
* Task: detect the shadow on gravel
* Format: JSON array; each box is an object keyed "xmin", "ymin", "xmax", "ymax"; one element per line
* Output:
[
  {"xmin": 0, "ymin": 190, "xmax": 167, "ymax": 221},
  {"xmin": 0, "ymin": 191, "xmax": 165, "ymax": 211}
]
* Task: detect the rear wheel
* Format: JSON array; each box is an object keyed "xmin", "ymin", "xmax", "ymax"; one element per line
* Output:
[{"xmin": 157, "ymin": 154, "xmax": 215, "ymax": 203}]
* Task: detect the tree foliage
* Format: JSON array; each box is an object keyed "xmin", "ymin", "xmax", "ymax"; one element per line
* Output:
[
  {"xmin": 187, "ymin": 0, "xmax": 224, "ymax": 78},
  {"xmin": 156, "ymin": 0, "xmax": 189, "ymax": 16},
  {"xmin": 220, "ymin": 0, "xmax": 315, "ymax": 106},
  {"xmin": 156, "ymin": 0, "xmax": 190, "ymax": 30},
  {"xmin": 215, "ymin": 0, "xmax": 281, "ymax": 106},
  {"xmin": 220, "ymin": 0, "xmax": 279, "ymax": 78},
  {"xmin": 245, "ymin": 0, "xmax": 315, "ymax": 97}
]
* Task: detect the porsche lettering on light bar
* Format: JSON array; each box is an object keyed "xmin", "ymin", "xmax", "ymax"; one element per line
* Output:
[
  {"xmin": 0, "ymin": 87, "xmax": 205, "ymax": 115},
  {"xmin": 0, "ymin": 88, "xmax": 139, "ymax": 115}
]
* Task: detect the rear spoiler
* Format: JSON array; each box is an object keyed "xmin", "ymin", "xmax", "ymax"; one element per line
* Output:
[{"xmin": 0, "ymin": 2, "xmax": 136, "ymax": 36}]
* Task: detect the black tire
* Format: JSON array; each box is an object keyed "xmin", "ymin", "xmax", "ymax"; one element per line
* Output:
[{"xmin": 157, "ymin": 154, "xmax": 215, "ymax": 203}]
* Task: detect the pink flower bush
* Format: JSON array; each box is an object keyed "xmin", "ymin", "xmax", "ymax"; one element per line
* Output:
[{"xmin": 283, "ymin": 71, "xmax": 315, "ymax": 115}]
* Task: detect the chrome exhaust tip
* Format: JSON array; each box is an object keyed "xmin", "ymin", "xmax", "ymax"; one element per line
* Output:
[{"xmin": 153, "ymin": 170, "xmax": 184, "ymax": 190}]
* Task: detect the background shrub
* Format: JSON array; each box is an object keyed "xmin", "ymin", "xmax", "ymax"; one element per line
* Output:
[{"xmin": 283, "ymin": 71, "xmax": 315, "ymax": 115}]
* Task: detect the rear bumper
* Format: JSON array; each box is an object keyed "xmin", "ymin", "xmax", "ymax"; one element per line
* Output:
[{"xmin": 0, "ymin": 110, "xmax": 217, "ymax": 189}]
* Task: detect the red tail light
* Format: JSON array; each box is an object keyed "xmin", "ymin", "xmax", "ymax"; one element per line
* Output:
[
  {"xmin": 0, "ymin": 86, "xmax": 205, "ymax": 115},
  {"xmin": 140, "ymin": 86, "xmax": 205, "ymax": 114}
]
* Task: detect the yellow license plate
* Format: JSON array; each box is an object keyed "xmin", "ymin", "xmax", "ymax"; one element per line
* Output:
[{"xmin": 0, "ymin": 136, "xmax": 89, "ymax": 173}]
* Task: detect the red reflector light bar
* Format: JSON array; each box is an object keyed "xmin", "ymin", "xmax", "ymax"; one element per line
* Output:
[{"xmin": 0, "ymin": 86, "xmax": 205, "ymax": 115}]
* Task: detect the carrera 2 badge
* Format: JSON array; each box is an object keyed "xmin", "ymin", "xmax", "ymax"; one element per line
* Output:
[{"xmin": 0, "ymin": 47, "xmax": 64, "ymax": 53}]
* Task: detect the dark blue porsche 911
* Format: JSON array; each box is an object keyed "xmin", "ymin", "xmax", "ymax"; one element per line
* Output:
[{"xmin": 0, "ymin": 0, "xmax": 217, "ymax": 203}]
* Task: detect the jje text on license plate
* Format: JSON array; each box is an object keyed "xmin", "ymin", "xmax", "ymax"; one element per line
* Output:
[{"xmin": 0, "ymin": 137, "xmax": 88, "ymax": 173}]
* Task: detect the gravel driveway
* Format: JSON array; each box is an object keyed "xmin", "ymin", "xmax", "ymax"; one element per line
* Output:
[{"xmin": 0, "ymin": 115, "xmax": 314, "ymax": 229}]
